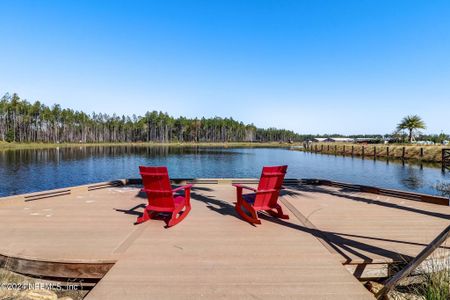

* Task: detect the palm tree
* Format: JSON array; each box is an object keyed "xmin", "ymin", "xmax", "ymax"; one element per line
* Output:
[{"xmin": 397, "ymin": 115, "xmax": 426, "ymax": 143}]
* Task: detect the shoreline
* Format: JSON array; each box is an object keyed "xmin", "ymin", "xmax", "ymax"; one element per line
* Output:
[
  {"xmin": 0, "ymin": 141, "xmax": 299, "ymax": 151},
  {"xmin": 298, "ymin": 143, "xmax": 447, "ymax": 164}
]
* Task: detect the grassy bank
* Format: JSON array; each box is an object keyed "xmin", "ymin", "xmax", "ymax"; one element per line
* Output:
[
  {"xmin": 0, "ymin": 141, "xmax": 299, "ymax": 151},
  {"xmin": 301, "ymin": 143, "xmax": 447, "ymax": 163}
]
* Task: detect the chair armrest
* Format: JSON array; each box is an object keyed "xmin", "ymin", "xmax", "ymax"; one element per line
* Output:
[
  {"xmin": 232, "ymin": 184, "xmax": 257, "ymax": 192},
  {"xmin": 172, "ymin": 184, "xmax": 193, "ymax": 193}
]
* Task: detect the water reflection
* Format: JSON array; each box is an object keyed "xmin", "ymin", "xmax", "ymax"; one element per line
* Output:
[
  {"xmin": 0, "ymin": 146, "xmax": 449, "ymax": 197},
  {"xmin": 0, "ymin": 146, "xmax": 242, "ymax": 167},
  {"xmin": 398, "ymin": 164, "xmax": 424, "ymax": 190}
]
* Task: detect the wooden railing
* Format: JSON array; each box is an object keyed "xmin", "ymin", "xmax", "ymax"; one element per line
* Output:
[
  {"xmin": 443, "ymin": 149, "xmax": 450, "ymax": 171},
  {"xmin": 298, "ymin": 179, "xmax": 449, "ymax": 206},
  {"xmin": 375, "ymin": 225, "xmax": 450, "ymax": 299},
  {"xmin": 2, "ymin": 178, "xmax": 448, "ymax": 207},
  {"xmin": 303, "ymin": 143, "xmax": 444, "ymax": 162}
]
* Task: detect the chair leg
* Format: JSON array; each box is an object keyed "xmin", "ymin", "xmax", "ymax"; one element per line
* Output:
[
  {"xmin": 235, "ymin": 201, "xmax": 261, "ymax": 225},
  {"xmin": 136, "ymin": 208, "xmax": 154, "ymax": 224},
  {"xmin": 168, "ymin": 204, "xmax": 191, "ymax": 227},
  {"xmin": 266, "ymin": 204, "xmax": 289, "ymax": 220}
]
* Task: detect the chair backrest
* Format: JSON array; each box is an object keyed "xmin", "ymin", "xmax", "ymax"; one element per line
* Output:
[
  {"xmin": 255, "ymin": 165, "xmax": 288, "ymax": 208},
  {"xmin": 139, "ymin": 166, "xmax": 174, "ymax": 209}
]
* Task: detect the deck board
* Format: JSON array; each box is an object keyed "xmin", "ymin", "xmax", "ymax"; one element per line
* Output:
[
  {"xmin": 2, "ymin": 181, "xmax": 447, "ymax": 298},
  {"xmin": 282, "ymin": 184, "xmax": 450, "ymax": 264},
  {"xmin": 86, "ymin": 185, "xmax": 372, "ymax": 299},
  {"xmin": 0, "ymin": 186, "xmax": 141, "ymax": 262}
]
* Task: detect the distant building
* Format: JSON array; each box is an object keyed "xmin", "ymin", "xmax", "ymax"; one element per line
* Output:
[
  {"xmin": 355, "ymin": 138, "xmax": 381, "ymax": 144},
  {"xmin": 415, "ymin": 141, "xmax": 435, "ymax": 145},
  {"xmin": 383, "ymin": 137, "xmax": 396, "ymax": 144},
  {"xmin": 312, "ymin": 137, "xmax": 354, "ymax": 143},
  {"xmin": 312, "ymin": 138, "xmax": 328, "ymax": 142},
  {"xmin": 324, "ymin": 137, "xmax": 355, "ymax": 143}
]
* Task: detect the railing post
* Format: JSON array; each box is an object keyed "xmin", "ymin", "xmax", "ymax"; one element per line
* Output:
[
  {"xmin": 443, "ymin": 149, "xmax": 450, "ymax": 172},
  {"xmin": 443, "ymin": 149, "xmax": 445, "ymax": 172},
  {"xmin": 402, "ymin": 147, "xmax": 406, "ymax": 159},
  {"xmin": 376, "ymin": 225, "xmax": 450, "ymax": 299},
  {"xmin": 386, "ymin": 146, "xmax": 389, "ymax": 157},
  {"xmin": 362, "ymin": 146, "xmax": 365, "ymax": 157}
]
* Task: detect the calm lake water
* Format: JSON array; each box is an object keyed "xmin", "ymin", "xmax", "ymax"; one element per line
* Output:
[{"xmin": 0, "ymin": 146, "xmax": 449, "ymax": 197}]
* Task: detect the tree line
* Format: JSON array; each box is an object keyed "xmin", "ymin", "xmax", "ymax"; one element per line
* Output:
[{"xmin": 0, "ymin": 93, "xmax": 302, "ymax": 143}]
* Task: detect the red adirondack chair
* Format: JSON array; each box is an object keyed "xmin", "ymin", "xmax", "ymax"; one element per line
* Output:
[
  {"xmin": 137, "ymin": 166, "xmax": 192, "ymax": 227},
  {"xmin": 233, "ymin": 165, "xmax": 289, "ymax": 224}
]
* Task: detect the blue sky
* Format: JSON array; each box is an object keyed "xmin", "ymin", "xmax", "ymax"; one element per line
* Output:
[{"xmin": 0, "ymin": 0, "xmax": 449, "ymax": 135}]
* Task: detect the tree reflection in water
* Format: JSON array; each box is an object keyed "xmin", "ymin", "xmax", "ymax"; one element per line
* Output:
[{"xmin": 398, "ymin": 164, "xmax": 424, "ymax": 190}]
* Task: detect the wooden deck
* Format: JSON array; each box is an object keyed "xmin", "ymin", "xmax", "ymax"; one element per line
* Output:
[
  {"xmin": 1, "ymin": 180, "xmax": 449, "ymax": 299},
  {"xmin": 280, "ymin": 184, "xmax": 450, "ymax": 279}
]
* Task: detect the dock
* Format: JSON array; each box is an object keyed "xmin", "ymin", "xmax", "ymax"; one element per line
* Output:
[{"xmin": 0, "ymin": 179, "xmax": 449, "ymax": 299}]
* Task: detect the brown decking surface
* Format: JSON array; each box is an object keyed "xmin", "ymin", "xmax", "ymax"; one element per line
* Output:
[
  {"xmin": 1, "ymin": 182, "xmax": 449, "ymax": 299},
  {"xmin": 0, "ymin": 186, "xmax": 140, "ymax": 263},
  {"xmin": 282, "ymin": 185, "xmax": 450, "ymax": 264}
]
